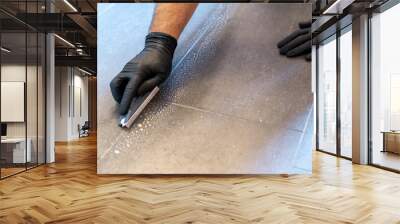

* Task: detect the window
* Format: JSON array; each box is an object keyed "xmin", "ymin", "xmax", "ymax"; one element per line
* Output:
[
  {"xmin": 370, "ymin": 2, "xmax": 400, "ymax": 171},
  {"xmin": 339, "ymin": 28, "xmax": 352, "ymax": 158},
  {"xmin": 317, "ymin": 36, "xmax": 337, "ymax": 154},
  {"xmin": 316, "ymin": 26, "xmax": 353, "ymax": 159}
]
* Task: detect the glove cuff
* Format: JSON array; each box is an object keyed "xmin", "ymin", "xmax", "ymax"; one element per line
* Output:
[{"xmin": 145, "ymin": 32, "xmax": 177, "ymax": 56}]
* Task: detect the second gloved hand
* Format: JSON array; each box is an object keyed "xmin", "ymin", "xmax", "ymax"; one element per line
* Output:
[
  {"xmin": 277, "ymin": 21, "xmax": 312, "ymax": 61},
  {"xmin": 110, "ymin": 32, "xmax": 177, "ymax": 115}
]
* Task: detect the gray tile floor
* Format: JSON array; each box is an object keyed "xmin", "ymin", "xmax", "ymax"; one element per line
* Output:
[{"xmin": 97, "ymin": 3, "xmax": 313, "ymax": 174}]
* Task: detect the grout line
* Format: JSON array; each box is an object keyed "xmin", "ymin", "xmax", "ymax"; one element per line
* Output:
[
  {"xmin": 170, "ymin": 23, "xmax": 212, "ymax": 74},
  {"xmin": 170, "ymin": 102, "xmax": 266, "ymax": 125},
  {"xmin": 170, "ymin": 102, "xmax": 305, "ymax": 134},
  {"xmin": 98, "ymin": 129, "xmax": 126, "ymax": 161},
  {"xmin": 170, "ymin": 102, "xmax": 216, "ymax": 114}
]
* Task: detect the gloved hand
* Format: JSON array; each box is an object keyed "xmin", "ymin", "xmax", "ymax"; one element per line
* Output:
[
  {"xmin": 110, "ymin": 32, "xmax": 177, "ymax": 115},
  {"xmin": 277, "ymin": 21, "xmax": 312, "ymax": 61}
]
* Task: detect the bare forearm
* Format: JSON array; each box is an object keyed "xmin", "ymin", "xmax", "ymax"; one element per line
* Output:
[{"xmin": 150, "ymin": 3, "xmax": 198, "ymax": 39}]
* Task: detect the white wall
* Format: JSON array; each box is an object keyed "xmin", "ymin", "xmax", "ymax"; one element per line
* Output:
[
  {"xmin": 1, "ymin": 63, "xmax": 46, "ymax": 164},
  {"xmin": 54, "ymin": 66, "xmax": 89, "ymax": 141},
  {"xmin": 72, "ymin": 73, "xmax": 89, "ymax": 138},
  {"xmin": 1, "ymin": 65, "xmax": 26, "ymax": 138},
  {"xmin": 55, "ymin": 66, "xmax": 69, "ymax": 141},
  {"xmin": 1, "ymin": 65, "xmax": 39, "ymax": 138}
]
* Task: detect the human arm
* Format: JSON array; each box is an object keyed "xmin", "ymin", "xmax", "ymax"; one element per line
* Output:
[{"xmin": 110, "ymin": 3, "xmax": 198, "ymax": 115}]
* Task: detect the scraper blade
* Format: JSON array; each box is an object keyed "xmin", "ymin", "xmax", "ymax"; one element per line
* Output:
[{"xmin": 119, "ymin": 86, "xmax": 160, "ymax": 128}]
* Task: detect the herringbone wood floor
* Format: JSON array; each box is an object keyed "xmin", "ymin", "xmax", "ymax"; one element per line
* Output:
[{"xmin": 1, "ymin": 134, "xmax": 400, "ymax": 224}]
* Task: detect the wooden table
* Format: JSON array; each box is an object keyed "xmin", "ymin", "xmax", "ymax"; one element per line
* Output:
[{"xmin": 381, "ymin": 131, "xmax": 400, "ymax": 154}]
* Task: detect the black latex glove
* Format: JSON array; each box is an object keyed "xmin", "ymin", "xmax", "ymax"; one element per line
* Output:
[
  {"xmin": 277, "ymin": 21, "xmax": 312, "ymax": 61},
  {"xmin": 110, "ymin": 32, "xmax": 177, "ymax": 115}
]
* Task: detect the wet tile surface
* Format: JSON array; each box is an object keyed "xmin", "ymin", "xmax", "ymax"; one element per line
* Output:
[
  {"xmin": 98, "ymin": 3, "xmax": 312, "ymax": 174},
  {"xmin": 161, "ymin": 4, "xmax": 312, "ymax": 132},
  {"xmin": 98, "ymin": 102, "xmax": 304, "ymax": 174}
]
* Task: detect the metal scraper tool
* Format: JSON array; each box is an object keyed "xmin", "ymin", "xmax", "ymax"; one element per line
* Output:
[{"xmin": 119, "ymin": 86, "xmax": 160, "ymax": 128}]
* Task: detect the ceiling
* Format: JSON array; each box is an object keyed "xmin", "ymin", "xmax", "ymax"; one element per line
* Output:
[
  {"xmin": 1, "ymin": 0, "xmax": 341, "ymax": 74},
  {"xmin": 1, "ymin": 0, "xmax": 98, "ymax": 74}
]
